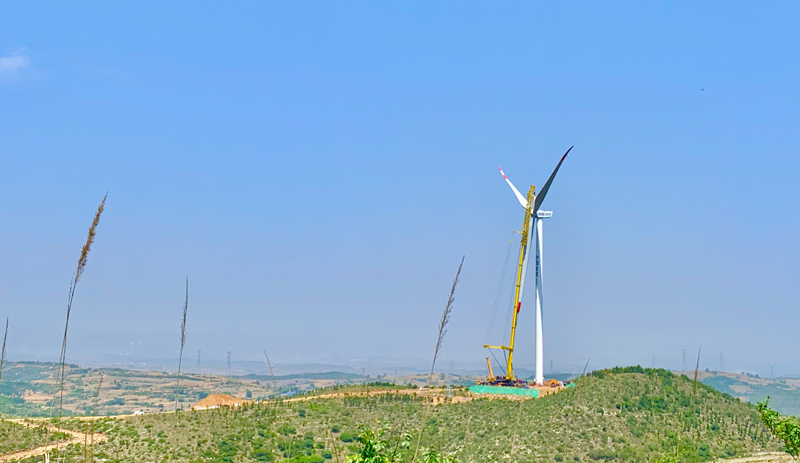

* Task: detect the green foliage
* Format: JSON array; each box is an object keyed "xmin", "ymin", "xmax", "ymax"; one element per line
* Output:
[
  {"xmin": 0, "ymin": 395, "xmax": 52, "ymax": 416},
  {"xmin": 279, "ymin": 424, "xmax": 297, "ymax": 435},
  {"xmin": 757, "ymin": 398, "xmax": 800, "ymax": 457},
  {"xmin": 17, "ymin": 369, "xmax": 782, "ymax": 463},
  {"xmin": 344, "ymin": 426, "xmax": 454, "ymax": 463}
]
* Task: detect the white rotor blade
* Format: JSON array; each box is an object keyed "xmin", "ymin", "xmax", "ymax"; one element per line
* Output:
[{"xmin": 499, "ymin": 167, "xmax": 528, "ymax": 208}]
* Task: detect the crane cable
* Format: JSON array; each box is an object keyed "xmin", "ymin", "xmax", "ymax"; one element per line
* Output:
[{"xmin": 484, "ymin": 233, "xmax": 516, "ymax": 345}]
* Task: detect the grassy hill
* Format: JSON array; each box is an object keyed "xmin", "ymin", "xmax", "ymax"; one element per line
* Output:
[{"xmin": 14, "ymin": 367, "xmax": 782, "ymax": 463}]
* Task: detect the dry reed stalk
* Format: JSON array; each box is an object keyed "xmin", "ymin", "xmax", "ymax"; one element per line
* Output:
[
  {"xmin": 414, "ymin": 256, "xmax": 465, "ymax": 462},
  {"xmin": 693, "ymin": 347, "xmax": 701, "ymax": 392},
  {"xmin": 511, "ymin": 401, "xmax": 523, "ymax": 458},
  {"xmin": 330, "ymin": 430, "xmax": 341, "ymax": 463},
  {"xmin": 0, "ymin": 317, "xmax": 8, "ymax": 383},
  {"xmin": 427, "ymin": 256, "xmax": 464, "ymax": 385},
  {"xmin": 84, "ymin": 373, "xmax": 104, "ymax": 463},
  {"xmin": 176, "ymin": 277, "xmax": 189, "ymax": 416},
  {"xmin": 47, "ymin": 194, "xmax": 106, "ymax": 456},
  {"xmin": 263, "ymin": 350, "xmax": 277, "ymax": 390}
]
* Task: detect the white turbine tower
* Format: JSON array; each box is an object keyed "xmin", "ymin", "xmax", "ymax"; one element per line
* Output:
[{"xmin": 500, "ymin": 147, "xmax": 571, "ymax": 385}]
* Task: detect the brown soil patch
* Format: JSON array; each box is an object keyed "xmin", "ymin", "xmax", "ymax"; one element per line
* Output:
[{"xmin": 193, "ymin": 393, "xmax": 252, "ymax": 410}]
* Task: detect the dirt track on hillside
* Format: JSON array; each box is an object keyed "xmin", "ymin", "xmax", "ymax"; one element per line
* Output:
[
  {"xmin": 712, "ymin": 452, "xmax": 794, "ymax": 462},
  {"xmin": 0, "ymin": 420, "xmax": 106, "ymax": 462}
]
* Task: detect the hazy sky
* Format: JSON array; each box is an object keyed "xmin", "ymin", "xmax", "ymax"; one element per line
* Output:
[{"xmin": 1, "ymin": 2, "xmax": 798, "ymax": 376}]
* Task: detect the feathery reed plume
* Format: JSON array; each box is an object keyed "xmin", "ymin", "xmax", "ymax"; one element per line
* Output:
[
  {"xmin": 428, "ymin": 256, "xmax": 464, "ymax": 385},
  {"xmin": 415, "ymin": 256, "xmax": 464, "ymax": 462},
  {"xmin": 0, "ymin": 317, "xmax": 8, "ymax": 383},
  {"xmin": 176, "ymin": 277, "xmax": 189, "ymax": 415},
  {"xmin": 48, "ymin": 194, "xmax": 106, "ymax": 455}
]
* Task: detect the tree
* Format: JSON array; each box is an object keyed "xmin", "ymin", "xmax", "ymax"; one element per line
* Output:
[
  {"xmin": 345, "ymin": 426, "xmax": 457, "ymax": 463},
  {"xmin": 757, "ymin": 398, "xmax": 800, "ymax": 460}
]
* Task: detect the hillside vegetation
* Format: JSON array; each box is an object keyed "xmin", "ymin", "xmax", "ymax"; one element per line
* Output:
[
  {"xmin": 7, "ymin": 367, "xmax": 782, "ymax": 463},
  {"xmin": 0, "ymin": 420, "xmax": 69, "ymax": 454}
]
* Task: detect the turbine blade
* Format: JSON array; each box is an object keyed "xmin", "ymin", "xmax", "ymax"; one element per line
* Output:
[
  {"xmin": 499, "ymin": 167, "xmax": 528, "ymax": 208},
  {"xmin": 533, "ymin": 146, "xmax": 573, "ymax": 212}
]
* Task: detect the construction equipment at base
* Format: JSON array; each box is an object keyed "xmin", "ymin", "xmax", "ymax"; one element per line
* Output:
[
  {"xmin": 478, "ymin": 147, "xmax": 572, "ymax": 391},
  {"xmin": 469, "ymin": 385, "xmax": 540, "ymax": 398}
]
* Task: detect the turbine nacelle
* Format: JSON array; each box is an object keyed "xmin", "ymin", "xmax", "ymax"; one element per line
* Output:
[{"xmin": 536, "ymin": 210, "xmax": 553, "ymax": 218}]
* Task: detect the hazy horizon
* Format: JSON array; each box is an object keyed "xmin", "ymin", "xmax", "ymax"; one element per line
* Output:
[{"xmin": 1, "ymin": 2, "xmax": 798, "ymax": 379}]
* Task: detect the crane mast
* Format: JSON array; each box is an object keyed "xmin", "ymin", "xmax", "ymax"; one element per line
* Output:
[{"xmin": 484, "ymin": 184, "xmax": 535, "ymax": 382}]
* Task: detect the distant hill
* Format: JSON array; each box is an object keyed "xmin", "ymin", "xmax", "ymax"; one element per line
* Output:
[
  {"xmin": 696, "ymin": 370, "xmax": 800, "ymax": 416},
  {"xmin": 243, "ymin": 371, "xmax": 365, "ymax": 381}
]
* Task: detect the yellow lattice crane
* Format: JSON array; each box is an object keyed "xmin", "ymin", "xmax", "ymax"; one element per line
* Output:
[{"xmin": 483, "ymin": 184, "xmax": 534, "ymax": 382}]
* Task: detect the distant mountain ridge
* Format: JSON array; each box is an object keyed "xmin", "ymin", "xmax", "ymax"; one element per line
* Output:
[
  {"xmin": 242, "ymin": 371, "xmax": 365, "ymax": 381},
  {"xmin": 695, "ymin": 370, "xmax": 800, "ymax": 416}
]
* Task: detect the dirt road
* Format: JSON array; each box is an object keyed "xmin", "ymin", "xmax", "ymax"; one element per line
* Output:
[
  {"xmin": 712, "ymin": 453, "xmax": 794, "ymax": 462},
  {"xmin": 0, "ymin": 420, "xmax": 106, "ymax": 462}
]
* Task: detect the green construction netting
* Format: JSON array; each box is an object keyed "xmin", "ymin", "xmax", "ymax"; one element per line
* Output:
[{"xmin": 469, "ymin": 385, "xmax": 540, "ymax": 397}]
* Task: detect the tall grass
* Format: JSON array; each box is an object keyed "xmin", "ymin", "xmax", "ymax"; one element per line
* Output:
[
  {"xmin": 428, "ymin": 256, "xmax": 464, "ymax": 385},
  {"xmin": 47, "ymin": 194, "xmax": 106, "ymax": 455},
  {"xmin": 176, "ymin": 277, "xmax": 189, "ymax": 415},
  {"xmin": 415, "ymin": 256, "xmax": 464, "ymax": 461}
]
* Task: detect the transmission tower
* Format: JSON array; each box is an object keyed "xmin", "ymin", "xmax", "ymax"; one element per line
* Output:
[
  {"xmin": 720, "ymin": 353, "xmax": 724, "ymax": 372},
  {"xmin": 682, "ymin": 349, "xmax": 687, "ymax": 371}
]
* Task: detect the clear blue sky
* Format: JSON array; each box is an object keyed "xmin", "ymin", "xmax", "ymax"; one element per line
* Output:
[{"xmin": 1, "ymin": 2, "xmax": 798, "ymax": 375}]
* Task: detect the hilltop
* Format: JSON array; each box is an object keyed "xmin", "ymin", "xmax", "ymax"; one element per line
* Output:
[{"xmin": 18, "ymin": 367, "xmax": 783, "ymax": 462}]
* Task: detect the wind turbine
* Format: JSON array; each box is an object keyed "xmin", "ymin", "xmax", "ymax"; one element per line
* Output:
[{"xmin": 489, "ymin": 147, "xmax": 571, "ymax": 385}]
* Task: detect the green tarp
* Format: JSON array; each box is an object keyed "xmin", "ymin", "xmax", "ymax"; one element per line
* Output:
[{"xmin": 469, "ymin": 385, "xmax": 540, "ymax": 398}]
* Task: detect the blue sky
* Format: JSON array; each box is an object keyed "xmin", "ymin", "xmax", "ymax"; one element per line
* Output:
[{"xmin": 1, "ymin": 2, "xmax": 798, "ymax": 375}]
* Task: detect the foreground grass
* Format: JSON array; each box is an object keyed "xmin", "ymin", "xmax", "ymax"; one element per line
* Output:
[{"xmin": 6, "ymin": 369, "xmax": 784, "ymax": 462}]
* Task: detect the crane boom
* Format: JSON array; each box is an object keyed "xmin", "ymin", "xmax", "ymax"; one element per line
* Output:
[{"xmin": 484, "ymin": 185, "xmax": 535, "ymax": 381}]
